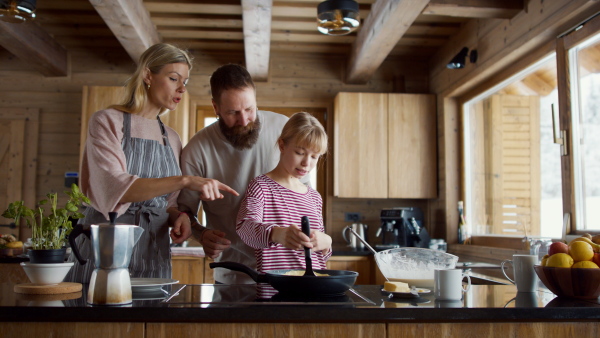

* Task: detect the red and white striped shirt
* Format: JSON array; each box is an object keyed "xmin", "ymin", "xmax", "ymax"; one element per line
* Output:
[{"xmin": 236, "ymin": 174, "xmax": 331, "ymax": 273}]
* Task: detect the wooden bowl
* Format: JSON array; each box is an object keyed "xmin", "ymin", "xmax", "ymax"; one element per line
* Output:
[{"xmin": 534, "ymin": 265, "xmax": 600, "ymax": 299}]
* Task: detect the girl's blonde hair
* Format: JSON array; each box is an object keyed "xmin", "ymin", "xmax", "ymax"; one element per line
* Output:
[
  {"xmin": 279, "ymin": 112, "xmax": 328, "ymax": 155},
  {"xmin": 111, "ymin": 43, "xmax": 193, "ymax": 115}
]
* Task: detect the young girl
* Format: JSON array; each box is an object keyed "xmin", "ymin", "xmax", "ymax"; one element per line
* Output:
[{"xmin": 236, "ymin": 112, "xmax": 332, "ymax": 281}]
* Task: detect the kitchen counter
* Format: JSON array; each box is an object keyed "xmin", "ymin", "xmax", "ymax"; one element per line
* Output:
[
  {"xmin": 331, "ymin": 244, "xmax": 372, "ymax": 256},
  {"xmin": 1, "ymin": 281, "xmax": 599, "ymax": 323},
  {"xmin": 2, "ymin": 280, "xmax": 599, "ymax": 338}
]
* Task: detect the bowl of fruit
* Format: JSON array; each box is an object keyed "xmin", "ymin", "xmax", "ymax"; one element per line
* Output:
[{"xmin": 534, "ymin": 235, "xmax": 600, "ymax": 299}]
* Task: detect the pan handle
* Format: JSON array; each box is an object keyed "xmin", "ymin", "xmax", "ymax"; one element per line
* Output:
[{"xmin": 209, "ymin": 261, "xmax": 268, "ymax": 283}]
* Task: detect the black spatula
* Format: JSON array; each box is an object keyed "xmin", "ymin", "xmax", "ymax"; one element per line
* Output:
[{"xmin": 301, "ymin": 216, "xmax": 316, "ymax": 276}]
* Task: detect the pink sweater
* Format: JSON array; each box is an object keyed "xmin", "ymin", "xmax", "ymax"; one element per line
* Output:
[
  {"xmin": 236, "ymin": 175, "xmax": 331, "ymax": 273},
  {"xmin": 80, "ymin": 109, "xmax": 182, "ymax": 218}
]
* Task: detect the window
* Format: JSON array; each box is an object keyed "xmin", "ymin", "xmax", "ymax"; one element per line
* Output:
[
  {"xmin": 462, "ymin": 14, "xmax": 600, "ymax": 241},
  {"xmin": 463, "ymin": 56, "xmax": 563, "ymax": 238},
  {"xmin": 569, "ymin": 30, "xmax": 600, "ymax": 231}
]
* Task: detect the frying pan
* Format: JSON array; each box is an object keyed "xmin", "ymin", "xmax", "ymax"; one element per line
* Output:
[{"xmin": 210, "ymin": 261, "xmax": 358, "ymax": 296}]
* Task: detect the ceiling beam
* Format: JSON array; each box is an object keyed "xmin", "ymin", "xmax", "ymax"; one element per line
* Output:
[
  {"xmin": 0, "ymin": 21, "xmax": 68, "ymax": 77},
  {"xmin": 521, "ymin": 73, "xmax": 554, "ymax": 96},
  {"xmin": 242, "ymin": 0, "xmax": 273, "ymax": 81},
  {"xmin": 346, "ymin": 0, "xmax": 430, "ymax": 84},
  {"xmin": 423, "ymin": 0, "xmax": 524, "ymax": 19},
  {"xmin": 89, "ymin": 0, "xmax": 161, "ymax": 63}
]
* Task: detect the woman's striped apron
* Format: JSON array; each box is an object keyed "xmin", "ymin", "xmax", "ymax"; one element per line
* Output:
[{"xmin": 66, "ymin": 112, "xmax": 181, "ymax": 283}]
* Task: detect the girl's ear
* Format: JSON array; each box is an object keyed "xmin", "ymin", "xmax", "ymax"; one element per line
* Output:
[{"xmin": 277, "ymin": 139, "xmax": 285, "ymax": 152}]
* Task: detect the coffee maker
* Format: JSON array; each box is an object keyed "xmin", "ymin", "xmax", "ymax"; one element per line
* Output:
[
  {"xmin": 375, "ymin": 207, "xmax": 430, "ymax": 251},
  {"xmin": 70, "ymin": 212, "xmax": 144, "ymax": 305}
]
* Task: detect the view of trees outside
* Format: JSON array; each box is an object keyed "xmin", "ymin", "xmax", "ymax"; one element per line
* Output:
[
  {"xmin": 539, "ymin": 89, "xmax": 563, "ymax": 238},
  {"xmin": 579, "ymin": 73, "xmax": 600, "ymax": 230}
]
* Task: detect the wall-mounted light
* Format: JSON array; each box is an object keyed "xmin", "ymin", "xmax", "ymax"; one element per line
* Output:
[
  {"xmin": 0, "ymin": 0, "xmax": 36, "ymax": 23},
  {"xmin": 447, "ymin": 47, "xmax": 478, "ymax": 69},
  {"xmin": 317, "ymin": 0, "xmax": 360, "ymax": 36}
]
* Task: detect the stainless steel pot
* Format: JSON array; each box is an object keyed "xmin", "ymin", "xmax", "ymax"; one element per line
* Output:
[{"xmin": 343, "ymin": 223, "xmax": 368, "ymax": 249}]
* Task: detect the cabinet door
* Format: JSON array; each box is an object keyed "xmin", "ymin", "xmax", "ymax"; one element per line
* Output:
[
  {"xmin": 326, "ymin": 256, "xmax": 372, "ymax": 284},
  {"xmin": 388, "ymin": 94, "xmax": 437, "ymax": 198},
  {"xmin": 171, "ymin": 256, "xmax": 205, "ymax": 284},
  {"xmin": 334, "ymin": 93, "xmax": 388, "ymax": 198}
]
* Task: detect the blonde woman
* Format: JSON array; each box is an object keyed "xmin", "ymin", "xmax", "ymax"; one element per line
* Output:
[{"xmin": 66, "ymin": 43, "xmax": 237, "ymax": 283}]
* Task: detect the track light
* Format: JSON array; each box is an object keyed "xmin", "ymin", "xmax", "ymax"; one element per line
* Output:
[
  {"xmin": 0, "ymin": 0, "xmax": 36, "ymax": 23},
  {"xmin": 447, "ymin": 47, "xmax": 478, "ymax": 69},
  {"xmin": 317, "ymin": 0, "xmax": 360, "ymax": 36}
]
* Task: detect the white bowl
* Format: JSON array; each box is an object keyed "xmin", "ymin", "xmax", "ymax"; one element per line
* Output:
[
  {"xmin": 375, "ymin": 248, "xmax": 459, "ymax": 287},
  {"xmin": 20, "ymin": 262, "xmax": 74, "ymax": 284}
]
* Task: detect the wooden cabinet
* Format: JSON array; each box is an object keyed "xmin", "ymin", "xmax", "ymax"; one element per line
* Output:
[
  {"xmin": 326, "ymin": 255, "xmax": 377, "ymax": 285},
  {"xmin": 333, "ymin": 92, "xmax": 437, "ymax": 198},
  {"xmin": 171, "ymin": 256, "xmax": 204, "ymax": 284},
  {"xmin": 171, "ymin": 256, "xmax": 214, "ymax": 284},
  {"xmin": 334, "ymin": 93, "xmax": 388, "ymax": 198}
]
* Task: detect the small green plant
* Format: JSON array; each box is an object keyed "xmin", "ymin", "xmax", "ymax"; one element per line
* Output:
[{"xmin": 1, "ymin": 184, "xmax": 90, "ymax": 250}]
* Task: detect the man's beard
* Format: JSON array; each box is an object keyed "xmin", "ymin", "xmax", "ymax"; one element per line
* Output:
[{"xmin": 218, "ymin": 115, "xmax": 261, "ymax": 150}]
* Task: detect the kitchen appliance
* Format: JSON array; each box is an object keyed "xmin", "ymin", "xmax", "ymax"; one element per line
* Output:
[
  {"xmin": 375, "ymin": 207, "xmax": 430, "ymax": 251},
  {"xmin": 342, "ymin": 223, "xmax": 368, "ymax": 250},
  {"xmin": 70, "ymin": 212, "xmax": 144, "ymax": 305}
]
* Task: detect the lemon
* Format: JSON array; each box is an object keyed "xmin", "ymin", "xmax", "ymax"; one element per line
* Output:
[
  {"xmin": 569, "ymin": 241, "xmax": 594, "ymax": 262},
  {"xmin": 5, "ymin": 241, "xmax": 22, "ymax": 248},
  {"xmin": 546, "ymin": 253, "xmax": 574, "ymax": 268},
  {"xmin": 540, "ymin": 254, "xmax": 549, "ymax": 267},
  {"xmin": 572, "ymin": 261, "xmax": 599, "ymax": 269}
]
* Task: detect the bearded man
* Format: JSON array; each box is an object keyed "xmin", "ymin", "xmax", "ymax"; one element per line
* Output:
[{"xmin": 178, "ymin": 64, "xmax": 305, "ymax": 284}]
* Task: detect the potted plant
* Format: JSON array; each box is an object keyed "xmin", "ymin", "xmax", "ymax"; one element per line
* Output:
[{"xmin": 2, "ymin": 183, "xmax": 90, "ymax": 263}]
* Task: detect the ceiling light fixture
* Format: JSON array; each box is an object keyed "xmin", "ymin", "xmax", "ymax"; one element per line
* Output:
[
  {"xmin": 317, "ymin": 0, "xmax": 360, "ymax": 36},
  {"xmin": 0, "ymin": 0, "xmax": 36, "ymax": 23},
  {"xmin": 447, "ymin": 47, "xmax": 478, "ymax": 69}
]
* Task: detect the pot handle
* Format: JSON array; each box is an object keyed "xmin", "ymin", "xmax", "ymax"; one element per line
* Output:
[
  {"xmin": 342, "ymin": 225, "xmax": 351, "ymax": 244},
  {"xmin": 209, "ymin": 261, "xmax": 267, "ymax": 283},
  {"xmin": 69, "ymin": 223, "xmax": 91, "ymax": 265}
]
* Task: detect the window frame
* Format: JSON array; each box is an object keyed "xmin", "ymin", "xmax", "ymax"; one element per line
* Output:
[{"xmin": 455, "ymin": 14, "xmax": 600, "ymax": 248}]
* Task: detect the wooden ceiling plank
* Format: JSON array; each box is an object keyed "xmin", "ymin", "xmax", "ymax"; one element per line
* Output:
[
  {"xmin": 89, "ymin": 0, "xmax": 161, "ymax": 62},
  {"xmin": 145, "ymin": 3, "xmax": 242, "ymax": 15},
  {"xmin": 346, "ymin": 0, "xmax": 430, "ymax": 84},
  {"xmin": 151, "ymin": 17, "xmax": 243, "ymax": 29},
  {"xmin": 423, "ymin": 0, "xmax": 524, "ymax": 19},
  {"xmin": 160, "ymin": 30, "xmax": 245, "ymax": 40},
  {"xmin": 272, "ymin": 5, "xmax": 370, "ymax": 19},
  {"xmin": 0, "ymin": 21, "xmax": 68, "ymax": 77},
  {"xmin": 242, "ymin": 0, "xmax": 273, "ymax": 81}
]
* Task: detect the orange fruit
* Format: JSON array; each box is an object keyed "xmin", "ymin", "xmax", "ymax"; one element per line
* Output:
[
  {"xmin": 572, "ymin": 261, "xmax": 599, "ymax": 269},
  {"xmin": 546, "ymin": 253, "xmax": 574, "ymax": 268},
  {"xmin": 540, "ymin": 254, "xmax": 549, "ymax": 267},
  {"xmin": 569, "ymin": 241, "xmax": 594, "ymax": 262}
]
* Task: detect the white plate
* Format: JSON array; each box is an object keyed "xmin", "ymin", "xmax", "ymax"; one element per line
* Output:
[
  {"xmin": 382, "ymin": 288, "xmax": 431, "ymax": 298},
  {"xmin": 130, "ymin": 278, "xmax": 178, "ymax": 293}
]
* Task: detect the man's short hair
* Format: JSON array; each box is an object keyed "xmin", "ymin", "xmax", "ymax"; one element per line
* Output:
[{"xmin": 210, "ymin": 64, "xmax": 256, "ymax": 104}]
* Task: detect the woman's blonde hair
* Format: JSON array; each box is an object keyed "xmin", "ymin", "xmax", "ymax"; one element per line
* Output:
[
  {"xmin": 111, "ymin": 43, "xmax": 193, "ymax": 115},
  {"xmin": 279, "ymin": 112, "xmax": 328, "ymax": 155}
]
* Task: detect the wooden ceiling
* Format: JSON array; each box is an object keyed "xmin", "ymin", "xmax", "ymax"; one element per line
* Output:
[{"xmin": 0, "ymin": 0, "xmax": 527, "ymax": 83}]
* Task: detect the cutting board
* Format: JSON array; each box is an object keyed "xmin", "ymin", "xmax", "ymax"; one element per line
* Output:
[{"xmin": 14, "ymin": 282, "xmax": 82, "ymax": 295}]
